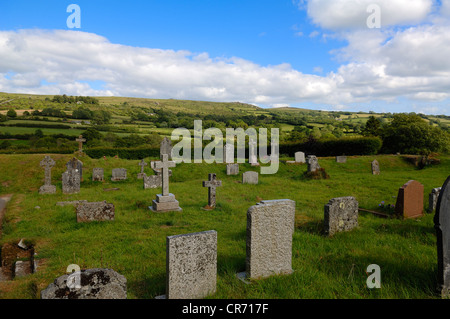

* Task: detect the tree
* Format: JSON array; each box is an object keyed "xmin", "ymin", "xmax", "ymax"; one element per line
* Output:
[
  {"xmin": 6, "ymin": 109, "xmax": 17, "ymax": 118},
  {"xmin": 362, "ymin": 116, "xmax": 381, "ymax": 136}
]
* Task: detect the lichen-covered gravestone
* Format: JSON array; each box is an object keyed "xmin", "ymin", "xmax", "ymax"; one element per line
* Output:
[
  {"xmin": 62, "ymin": 167, "xmax": 80, "ymax": 194},
  {"xmin": 39, "ymin": 156, "xmax": 56, "ymax": 194},
  {"xmin": 143, "ymin": 173, "xmax": 161, "ymax": 189},
  {"xmin": 324, "ymin": 197, "xmax": 359, "ymax": 236},
  {"xmin": 165, "ymin": 230, "xmax": 217, "ymax": 299},
  {"xmin": 429, "ymin": 187, "xmax": 442, "ymax": 213},
  {"xmin": 226, "ymin": 163, "xmax": 239, "ymax": 175},
  {"xmin": 395, "ymin": 180, "xmax": 424, "ymax": 219},
  {"xmin": 306, "ymin": 155, "xmax": 320, "ymax": 172},
  {"xmin": 295, "ymin": 152, "xmax": 305, "ymax": 163},
  {"xmin": 111, "ymin": 168, "xmax": 127, "ymax": 181},
  {"xmin": 40, "ymin": 268, "xmax": 127, "ymax": 299},
  {"xmin": 242, "ymin": 171, "xmax": 258, "ymax": 185},
  {"xmin": 92, "ymin": 168, "xmax": 104, "ymax": 182},
  {"xmin": 66, "ymin": 157, "xmax": 83, "ymax": 181},
  {"xmin": 244, "ymin": 199, "xmax": 295, "ymax": 280},
  {"xmin": 434, "ymin": 176, "xmax": 450, "ymax": 298},
  {"xmin": 76, "ymin": 201, "xmax": 115, "ymax": 223},
  {"xmin": 372, "ymin": 160, "xmax": 380, "ymax": 175}
]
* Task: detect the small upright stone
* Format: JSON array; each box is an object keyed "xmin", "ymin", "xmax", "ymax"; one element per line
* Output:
[
  {"xmin": 76, "ymin": 135, "xmax": 86, "ymax": 154},
  {"xmin": 306, "ymin": 155, "xmax": 320, "ymax": 172},
  {"xmin": 165, "ymin": 230, "xmax": 217, "ymax": 299},
  {"xmin": 429, "ymin": 187, "xmax": 442, "ymax": 213},
  {"xmin": 395, "ymin": 180, "xmax": 424, "ymax": 219},
  {"xmin": 294, "ymin": 152, "xmax": 305, "ymax": 163},
  {"xmin": 372, "ymin": 160, "xmax": 380, "ymax": 175},
  {"xmin": 137, "ymin": 159, "xmax": 147, "ymax": 179},
  {"xmin": 324, "ymin": 197, "xmax": 359, "ymax": 236},
  {"xmin": 92, "ymin": 168, "xmax": 104, "ymax": 182},
  {"xmin": 202, "ymin": 174, "xmax": 222, "ymax": 209},
  {"xmin": 226, "ymin": 163, "xmax": 239, "ymax": 176},
  {"xmin": 39, "ymin": 156, "xmax": 56, "ymax": 194},
  {"xmin": 242, "ymin": 171, "xmax": 258, "ymax": 185},
  {"xmin": 336, "ymin": 156, "xmax": 347, "ymax": 163},
  {"xmin": 111, "ymin": 168, "xmax": 127, "ymax": 181}
]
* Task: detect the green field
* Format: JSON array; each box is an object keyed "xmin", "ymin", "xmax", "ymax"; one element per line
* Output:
[{"xmin": 0, "ymin": 153, "xmax": 448, "ymax": 299}]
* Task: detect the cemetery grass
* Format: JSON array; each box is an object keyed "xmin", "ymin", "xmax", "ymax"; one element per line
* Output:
[{"xmin": 0, "ymin": 153, "xmax": 449, "ymax": 299}]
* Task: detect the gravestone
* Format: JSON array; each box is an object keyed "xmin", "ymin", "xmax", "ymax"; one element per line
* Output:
[
  {"xmin": 137, "ymin": 159, "xmax": 147, "ymax": 179},
  {"xmin": 165, "ymin": 230, "xmax": 217, "ymax": 299},
  {"xmin": 244, "ymin": 199, "xmax": 295, "ymax": 280},
  {"xmin": 429, "ymin": 187, "xmax": 442, "ymax": 213},
  {"xmin": 226, "ymin": 163, "xmax": 239, "ymax": 176},
  {"xmin": 150, "ymin": 154, "xmax": 182, "ymax": 213},
  {"xmin": 324, "ymin": 197, "xmax": 359, "ymax": 236},
  {"xmin": 39, "ymin": 156, "xmax": 56, "ymax": 194},
  {"xmin": 242, "ymin": 171, "xmax": 258, "ymax": 185},
  {"xmin": 160, "ymin": 137, "xmax": 172, "ymax": 160},
  {"xmin": 151, "ymin": 161, "xmax": 172, "ymax": 177},
  {"xmin": 66, "ymin": 157, "xmax": 83, "ymax": 181},
  {"xmin": 41, "ymin": 268, "xmax": 127, "ymax": 299},
  {"xmin": 294, "ymin": 152, "xmax": 305, "ymax": 163},
  {"xmin": 62, "ymin": 168, "xmax": 80, "ymax": 194},
  {"xmin": 395, "ymin": 180, "xmax": 424, "ymax": 219},
  {"xmin": 202, "ymin": 174, "xmax": 222, "ymax": 209},
  {"xmin": 372, "ymin": 160, "xmax": 380, "ymax": 175},
  {"xmin": 76, "ymin": 201, "xmax": 115, "ymax": 223},
  {"xmin": 434, "ymin": 176, "xmax": 450, "ymax": 298},
  {"xmin": 336, "ymin": 156, "xmax": 347, "ymax": 163},
  {"xmin": 92, "ymin": 168, "xmax": 104, "ymax": 182},
  {"xmin": 143, "ymin": 173, "xmax": 161, "ymax": 189},
  {"xmin": 224, "ymin": 144, "xmax": 234, "ymax": 164},
  {"xmin": 111, "ymin": 168, "xmax": 127, "ymax": 181},
  {"xmin": 76, "ymin": 135, "xmax": 86, "ymax": 153},
  {"xmin": 306, "ymin": 155, "xmax": 320, "ymax": 172}
]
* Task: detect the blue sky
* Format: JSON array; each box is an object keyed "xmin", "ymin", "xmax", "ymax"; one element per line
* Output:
[{"xmin": 1, "ymin": 0, "xmax": 450, "ymax": 115}]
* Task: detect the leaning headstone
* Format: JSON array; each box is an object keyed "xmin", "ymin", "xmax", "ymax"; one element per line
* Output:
[
  {"xmin": 434, "ymin": 176, "xmax": 450, "ymax": 298},
  {"xmin": 62, "ymin": 168, "xmax": 80, "ymax": 194},
  {"xmin": 295, "ymin": 152, "xmax": 305, "ymax": 163},
  {"xmin": 372, "ymin": 160, "xmax": 380, "ymax": 175},
  {"xmin": 92, "ymin": 168, "xmax": 104, "ymax": 182},
  {"xmin": 150, "ymin": 154, "xmax": 182, "ymax": 213},
  {"xmin": 306, "ymin": 155, "xmax": 320, "ymax": 172},
  {"xmin": 76, "ymin": 201, "xmax": 115, "ymax": 223},
  {"xmin": 242, "ymin": 171, "xmax": 258, "ymax": 185},
  {"xmin": 40, "ymin": 268, "xmax": 127, "ymax": 299},
  {"xmin": 395, "ymin": 180, "xmax": 424, "ymax": 219},
  {"xmin": 336, "ymin": 156, "xmax": 347, "ymax": 163},
  {"xmin": 202, "ymin": 174, "xmax": 222, "ymax": 209},
  {"xmin": 66, "ymin": 158, "xmax": 83, "ymax": 181},
  {"xmin": 143, "ymin": 174, "xmax": 161, "ymax": 189},
  {"xmin": 324, "ymin": 197, "xmax": 359, "ymax": 236},
  {"xmin": 164, "ymin": 230, "xmax": 217, "ymax": 299},
  {"xmin": 243, "ymin": 199, "xmax": 295, "ymax": 280},
  {"xmin": 226, "ymin": 163, "xmax": 239, "ymax": 176},
  {"xmin": 160, "ymin": 137, "xmax": 172, "ymax": 160},
  {"xmin": 137, "ymin": 159, "xmax": 147, "ymax": 179},
  {"xmin": 39, "ymin": 156, "xmax": 56, "ymax": 194},
  {"xmin": 429, "ymin": 187, "xmax": 442, "ymax": 213},
  {"xmin": 111, "ymin": 168, "xmax": 127, "ymax": 181}
]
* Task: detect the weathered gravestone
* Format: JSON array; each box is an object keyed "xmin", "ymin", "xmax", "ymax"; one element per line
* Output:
[
  {"xmin": 242, "ymin": 171, "xmax": 259, "ymax": 185},
  {"xmin": 76, "ymin": 135, "xmax": 86, "ymax": 154},
  {"xmin": 40, "ymin": 268, "xmax": 127, "ymax": 299},
  {"xmin": 150, "ymin": 154, "xmax": 182, "ymax": 213},
  {"xmin": 76, "ymin": 201, "xmax": 115, "ymax": 223},
  {"xmin": 39, "ymin": 156, "xmax": 56, "ymax": 194},
  {"xmin": 62, "ymin": 167, "xmax": 80, "ymax": 194},
  {"xmin": 143, "ymin": 173, "xmax": 161, "ymax": 189},
  {"xmin": 92, "ymin": 168, "xmax": 104, "ymax": 182},
  {"xmin": 137, "ymin": 159, "xmax": 147, "ymax": 179},
  {"xmin": 336, "ymin": 156, "xmax": 347, "ymax": 163},
  {"xmin": 395, "ymin": 180, "xmax": 424, "ymax": 219},
  {"xmin": 202, "ymin": 174, "xmax": 222, "ymax": 209},
  {"xmin": 111, "ymin": 168, "xmax": 127, "ymax": 181},
  {"xmin": 372, "ymin": 160, "xmax": 380, "ymax": 175},
  {"xmin": 160, "ymin": 136, "xmax": 172, "ymax": 160},
  {"xmin": 150, "ymin": 160, "xmax": 172, "ymax": 177},
  {"xmin": 226, "ymin": 163, "xmax": 239, "ymax": 176},
  {"xmin": 324, "ymin": 197, "xmax": 359, "ymax": 236},
  {"xmin": 429, "ymin": 187, "xmax": 442, "ymax": 213},
  {"xmin": 295, "ymin": 152, "xmax": 305, "ymax": 163},
  {"xmin": 306, "ymin": 155, "xmax": 320, "ymax": 172},
  {"xmin": 243, "ymin": 199, "xmax": 295, "ymax": 280},
  {"xmin": 434, "ymin": 176, "xmax": 450, "ymax": 298},
  {"xmin": 164, "ymin": 230, "xmax": 217, "ymax": 299},
  {"xmin": 66, "ymin": 157, "xmax": 83, "ymax": 181}
]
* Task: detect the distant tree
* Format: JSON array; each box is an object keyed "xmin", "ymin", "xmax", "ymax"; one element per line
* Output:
[
  {"xmin": 6, "ymin": 109, "xmax": 17, "ymax": 118},
  {"xmin": 362, "ymin": 116, "xmax": 382, "ymax": 136},
  {"xmin": 34, "ymin": 129, "xmax": 44, "ymax": 138}
]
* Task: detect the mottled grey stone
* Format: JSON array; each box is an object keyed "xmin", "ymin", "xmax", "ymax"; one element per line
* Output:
[
  {"xmin": 14, "ymin": 260, "xmax": 32, "ymax": 278},
  {"xmin": 295, "ymin": 152, "xmax": 305, "ymax": 163},
  {"xmin": 306, "ymin": 155, "xmax": 320, "ymax": 172},
  {"xmin": 39, "ymin": 156, "xmax": 56, "ymax": 194},
  {"xmin": 372, "ymin": 160, "xmax": 380, "ymax": 175},
  {"xmin": 62, "ymin": 168, "xmax": 80, "ymax": 194},
  {"xmin": 434, "ymin": 176, "xmax": 450, "ymax": 298},
  {"xmin": 324, "ymin": 196, "xmax": 359, "ymax": 236},
  {"xmin": 429, "ymin": 187, "xmax": 442, "ymax": 213},
  {"xmin": 226, "ymin": 163, "xmax": 239, "ymax": 175},
  {"xmin": 111, "ymin": 168, "xmax": 127, "ymax": 181},
  {"xmin": 137, "ymin": 159, "xmax": 147, "ymax": 179},
  {"xmin": 76, "ymin": 201, "xmax": 115, "ymax": 223},
  {"xmin": 92, "ymin": 168, "xmax": 104, "ymax": 182},
  {"xmin": 242, "ymin": 171, "xmax": 258, "ymax": 185},
  {"xmin": 166, "ymin": 230, "xmax": 217, "ymax": 299},
  {"xmin": 336, "ymin": 156, "xmax": 347, "ymax": 163},
  {"xmin": 40, "ymin": 268, "xmax": 127, "ymax": 299},
  {"xmin": 143, "ymin": 173, "xmax": 161, "ymax": 189},
  {"xmin": 66, "ymin": 158, "xmax": 83, "ymax": 181},
  {"xmin": 245, "ymin": 199, "xmax": 295, "ymax": 280},
  {"xmin": 202, "ymin": 173, "xmax": 222, "ymax": 208}
]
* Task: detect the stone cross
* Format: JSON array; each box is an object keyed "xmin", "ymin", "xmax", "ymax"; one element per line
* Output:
[
  {"xmin": 153, "ymin": 154, "xmax": 176, "ymax": 196},
  {"xmin": 40, "ymin": 156, "xmax": 55, "ymax": 186},
  {"xmin": 202, "ymin": 174, "xmax": 222, "ymax": 208},
  {"xmin": 76, "ymin": 135, "xmax": 86, "ymax": 153},
  {"xmin": 137, "ymin": 159, "xmax": 147, "ymax": 179}
]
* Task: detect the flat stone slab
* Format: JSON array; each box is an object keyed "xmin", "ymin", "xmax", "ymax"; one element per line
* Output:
[{"xmin": 76, "ymin": 201, "xmax": 115, "ymax": 223}]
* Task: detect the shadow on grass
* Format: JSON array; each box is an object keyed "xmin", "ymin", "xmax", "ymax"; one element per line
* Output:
[{"xmin": 127, "ymin": 272, "xmax": 166, "ymax": 299}]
